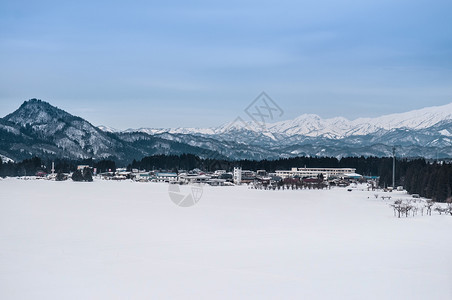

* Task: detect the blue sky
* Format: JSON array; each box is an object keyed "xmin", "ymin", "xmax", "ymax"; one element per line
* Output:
[{"xmin": 1, "ymin": 0, "xmax": 451, "ymax": 129}]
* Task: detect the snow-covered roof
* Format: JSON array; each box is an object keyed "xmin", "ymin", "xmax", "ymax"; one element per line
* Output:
[{"xmin": 343, "ymin": 173, "xmax": 362, "ymax": 177}]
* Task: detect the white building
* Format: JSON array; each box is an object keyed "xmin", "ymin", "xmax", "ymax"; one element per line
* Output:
[
  {"xmin": 233, "ymin": 167, "xmax": 242, "ymax": 184},
  {"xmin": 154, "ymin": 172, "xmax": 178, "ymax": 182},
  {"xmin": 206, "ymin": 179, "xmax": 227, "ymax": 186},
  {"xmin": 214, "ymin": 170, "xmax": 226, "ymax": 176},
  {"xmin": 275, "ymin": 167, "xmax": 356, "ymax": 179},
  {"xmin": 179, "ymin": 174, "xmax": 210, "ymax": 184}
]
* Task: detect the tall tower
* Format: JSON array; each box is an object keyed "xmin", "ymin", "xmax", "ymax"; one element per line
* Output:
[
  {"xmin": 51, "ymin": 161, "xmax": 55, "ymax": 175},
  {"xmin": 233, "ymin": 167, "xmax": 242, "ymax": 185},
  {"xmin": 392, "ymin": 146, "xmax": 396, "ymax": 188}
]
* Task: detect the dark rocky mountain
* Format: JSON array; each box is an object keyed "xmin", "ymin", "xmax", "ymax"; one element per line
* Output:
[{"xmin": 0, "ymin": 99, "xmax": 225, "ymax": 163}]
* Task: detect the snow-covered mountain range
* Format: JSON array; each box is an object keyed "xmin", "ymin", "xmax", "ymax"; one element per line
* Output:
[
  {"xmin": 104, "ymin": 103, "xmax": 452, "ymax": 158},
  {"xmin": 117, "ymin": 102, "xmax": 452, "ymax": 140},
  {"xmin": 1, "ymin": 99, "xmax": 451, "ymax": 163}
]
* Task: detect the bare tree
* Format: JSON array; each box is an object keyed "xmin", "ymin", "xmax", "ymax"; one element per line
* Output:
[
  {"xmin": 447, "ymin": 197, "xmax": 452, "ymax": 216},
  {"xmin": 391, "ymin": 200, "xmax": 413, "ymax": 218},
  {"xmin": 434, "ymin": 205, "xmax": 449, "ymax": 215},
  {"xmin": 425, "ymin": 200, "xmax": 435, "ymax": 216}
]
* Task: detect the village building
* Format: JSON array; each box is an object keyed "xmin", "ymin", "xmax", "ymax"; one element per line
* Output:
[{"xmin": 275, "ymin": 167, "xmax": 357, "ymax": 179}]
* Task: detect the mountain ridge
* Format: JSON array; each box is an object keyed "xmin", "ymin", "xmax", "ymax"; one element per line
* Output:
[
  {"xmin": 0, "ymin": 99, "xmax": 228, "ymax": 163},
  {"xmin": 113, "ymin": 102, "xmax": 452, "ymax": 140},
  {"xmin": 1, "ymin": 98, "xmax": 451, "ymax": 163}
]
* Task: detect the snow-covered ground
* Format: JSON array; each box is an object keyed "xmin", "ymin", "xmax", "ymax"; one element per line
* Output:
[{"xmin": 1, "ymin": 178, "xmax": 451, "ymax": 300}]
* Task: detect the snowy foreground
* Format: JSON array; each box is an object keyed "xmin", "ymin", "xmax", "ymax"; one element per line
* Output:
[{"xmin": 1, "ymin": 179, "xmax": 452, "ymax": 300}]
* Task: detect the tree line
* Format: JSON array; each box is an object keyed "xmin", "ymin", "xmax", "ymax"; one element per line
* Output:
[
  {"xmin": 402, "ymin": 160, "xmax": 452, "ymax": 202},
  {"xmin": 0, "ymin": 157, "xmax": 116, "ymax": 177},
  {"xmin": 128, "ymin": 154, "xmax": 388, "ymax": 175}
]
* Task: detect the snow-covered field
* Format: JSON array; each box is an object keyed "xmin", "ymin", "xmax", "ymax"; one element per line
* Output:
[{"xmin": 1, "ymin": 178, "xmax": 451, "ymax": 300}]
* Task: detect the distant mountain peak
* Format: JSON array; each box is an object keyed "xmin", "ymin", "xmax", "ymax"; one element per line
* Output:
[
  {"xmin": 18, "ymin": 98, "xmax": 57, "ymax": 110},
  {"xmin": 5, "ymin": 98, "xmax": 72, "ymax": 126},
  {"xmin": 97, "ymin": 125, "xmax": 118, "ymax": 133}
]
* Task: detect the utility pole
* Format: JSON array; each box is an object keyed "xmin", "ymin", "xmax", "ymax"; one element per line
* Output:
[{"xmin": 392, "ymin": 146, "xmax": 396, "ymax": 188}]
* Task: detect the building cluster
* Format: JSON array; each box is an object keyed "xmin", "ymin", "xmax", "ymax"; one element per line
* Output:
[
  {"xmin": 100, "ymin": 167, "xmax": 280, "ymax": 186},
  {"xmin": 29, "ymin": 162, "xmax": 377, "ymax": 189},
  {"xmin": 274, "ymin": 167, "xmax": 379, "ymax": 188},
  {"xmin": 97, "ymin": 166, "xmax": 377, "ymax": 188}
]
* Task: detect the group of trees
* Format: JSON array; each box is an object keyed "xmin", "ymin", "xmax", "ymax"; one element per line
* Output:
[
  {"xmin": 402, "ymin": 161, "xmax": 452, "ymax": 202},
  {"xmin": 391, "ymin": 198, "xmax": 452, "ymax": 218},
  {"xmin": 128, "ymin": 154, "xmax": 203, "ymax": 172},
  {"xmin": 50, "ymin": 158, "xmax": 116, "ymax": 174},
  {"xmin": 70, "ymin": 168, "xmax": 93, "ymax": 182},
  {"xmin": 0, "ymin": 157, "xmax": 43, "ymax": 177},
  {"xmin": 370, "ymin": 158, "xmax": 452, "ymax": 202},
  {"xmin": 0, "ymin": 157, "xmax": 116, "ymax": 177},
  {"xmin": 253, "ymin": 176, "xmax": 329, "ymax": 191}
]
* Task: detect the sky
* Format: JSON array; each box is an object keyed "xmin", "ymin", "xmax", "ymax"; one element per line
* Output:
[{"xmin": 0, "ymin": 0, "xmax": 451, "ymax": 129}]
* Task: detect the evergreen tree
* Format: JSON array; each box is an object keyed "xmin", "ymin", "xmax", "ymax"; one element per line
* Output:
[
  {"xmin": 83, "ymin": 167, "xmax": 93, "ymax": 182},
  {"xmin": 71, "ymin": 170, "xmax": 84, "ymax": 181}
]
